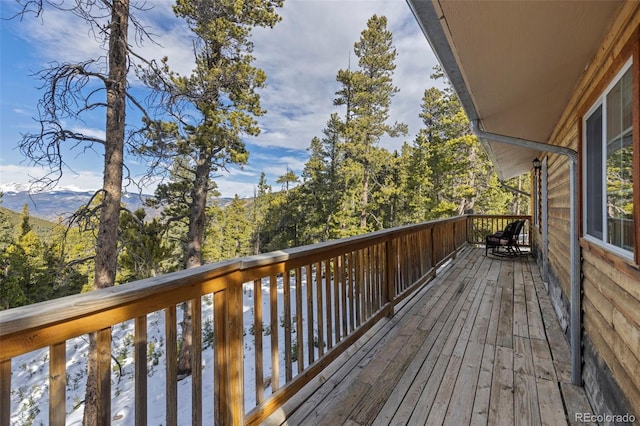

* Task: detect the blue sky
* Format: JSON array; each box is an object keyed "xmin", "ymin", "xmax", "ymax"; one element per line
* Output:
[{"xmin": 0, "ymin": 0, "xmax": 440, "ymax": 198}]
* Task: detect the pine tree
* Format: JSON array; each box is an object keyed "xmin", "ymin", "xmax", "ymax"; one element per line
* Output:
[
  {"xmin": 118, "ymin": 209, "xmax": 174, "ymax": 281},
  {"xmin": 139, "ymin": 0, "xmax": 284, "ymax": 376},
  {"xmin": 276, "ymin": 168, "xmax": 299, "ymax": 194},
  {"xmin": 220, "ymin": 196, "xmax": 252, "ymax": 260},
  {"xmin": 334, "ymin": 15, "xmax": 407, "ymax": 231},
  {"xmin": 250, "ymin": 172, "xmax": 272, "ymax": 254},
  {"xmin": 409, "ymin": 68, "xmax": 518, "ymax": 220}
]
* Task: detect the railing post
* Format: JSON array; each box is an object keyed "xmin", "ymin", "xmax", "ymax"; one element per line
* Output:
[
  {"xmin": 1, "ymin": 359, "xmax": 10, "ymax": 426},
  {"xmin": 214, "ymin": 275, "xmax": 245, "ymax": 426},
  {"xmin": 385, "ymin": 238, "xmax": 396, "ymax": 316},
  {"xmin": 228, "ymin": 272, "xmax": 244, "ymax": 425},
  {"xmin": 50, "ymin": 342, "xmax": 66, "ymax": 426},
  {"xmin": 96, "ymin": 328, "xmax": 112, "ymax": 426}
]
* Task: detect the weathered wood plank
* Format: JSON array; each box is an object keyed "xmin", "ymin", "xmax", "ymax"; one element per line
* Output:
[
  {"xmin": 536, "ymin": 377, "xmax": 567, "ymax": 426},
  {"xmin": 513, "ymin": 336, "xmax": 535, "ymax": 376},
  {"xmin": 561, "ymin": 382, "xmax": 597, "ymax": 425},
  {"xmin": 496, "ymin": 277, "xmax": 514, "ymax": 349},
  {"xmin": 489, "ymin": 346, "xmax": 514, "ymax": 425},
  {"xmin": 530, "ymin": 338, "xmax": 557, "ymax": 382},
  {"xmin": 513, "ymin": 260, "xmax": 529, "ymax": 338},
  {"xmin": 428, "ymin": 278, "xmax": 487, "ymax": 423},
  {"xmin": 407, "ymin": 279, "xmax": 480, "ymax": 423},
  {"xmin": 443, "ymin": 340, "xmax": 485, "ymax": 425},
  {"xmin": 470, "ymin": 344, "xmax": 495, "ymax": 425},
  {"xmin": 373, "ymin": 260, "xmax": 470, "ymax": 424},
  {"xmin": 469, "ymin": 283, "xmax": 496, "ymax": 344},
  {"xmin": 514, "ymin": 372, "xmax": 541, "ymax": 426},
  {"xmin": 486, "ymin": 282, "xmax": 503, "ymax": 345}
]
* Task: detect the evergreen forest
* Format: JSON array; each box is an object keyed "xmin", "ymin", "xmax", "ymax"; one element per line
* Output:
[{"xmin": 0, "ymin": 10, "xmax": 529, "ymax": 313}]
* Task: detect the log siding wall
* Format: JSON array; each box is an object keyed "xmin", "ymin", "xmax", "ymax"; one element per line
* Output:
[{"xmin": 535, "ymin": 1, "xmax": 640, "ymax": 416}]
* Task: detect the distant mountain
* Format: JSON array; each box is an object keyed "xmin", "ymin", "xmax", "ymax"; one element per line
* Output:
[
  {"xmin": 0, "ymin": 188, "xmax": 156, "ymax": 221},
  {"xmin": 0, "ymin": 186, "xmax": 235, "ymax": 221}
]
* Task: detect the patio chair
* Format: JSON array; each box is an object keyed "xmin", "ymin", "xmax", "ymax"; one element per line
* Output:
[{"xmin": 485, "ymin": 219, "xmax": 525, "ymax": 257}]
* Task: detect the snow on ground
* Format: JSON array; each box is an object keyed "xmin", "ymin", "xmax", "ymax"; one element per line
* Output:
[{"xmin": 9, "ymin": 270, "xmax": 327, "ymax": 425}]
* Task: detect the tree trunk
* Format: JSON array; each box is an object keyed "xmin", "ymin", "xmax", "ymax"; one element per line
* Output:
[
  {"xmin": 177, "ymin": 157, "xmax": 211, "ymax": 376},
  {"xmin": 360, "ymin": 167, "xmax": 369, "ymax": 229},
  {"xmin": 84, "ymin": 1, "xmax": 129, "ymax": 424}
]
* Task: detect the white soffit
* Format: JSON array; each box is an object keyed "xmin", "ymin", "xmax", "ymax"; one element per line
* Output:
[{"xmin": 409, "ymin": 0, "xmax": 622, "ymax": 179}]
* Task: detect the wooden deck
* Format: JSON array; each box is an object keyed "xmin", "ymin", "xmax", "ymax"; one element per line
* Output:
[{"xmin": 263, "ymin": 247, "xmax": 594, "ymax": 425}]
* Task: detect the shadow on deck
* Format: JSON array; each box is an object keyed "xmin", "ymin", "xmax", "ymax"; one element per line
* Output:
[{"xmin": 264, "ymin": 247, "xmax": 593, "ymax": 425}]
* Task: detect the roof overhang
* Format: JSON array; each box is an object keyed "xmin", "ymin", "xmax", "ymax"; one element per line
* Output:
[{"xmin": 407, "ymin": 0, "xmax": 623, "ymax": 179}]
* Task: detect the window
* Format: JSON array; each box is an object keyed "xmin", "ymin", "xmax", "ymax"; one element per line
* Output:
[{"xmin": 583, "ymin": 59, "xmax": 634, "ymax": 259}]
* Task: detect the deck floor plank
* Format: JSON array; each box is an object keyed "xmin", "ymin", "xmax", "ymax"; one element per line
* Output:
[{"xmin": 267, "ymin": 249, "xmax": 593, "ymax": 426}]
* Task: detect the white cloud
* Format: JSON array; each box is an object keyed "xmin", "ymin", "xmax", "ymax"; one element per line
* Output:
[
  {"xmin": 69, "ymin": 126, "xmax": 106, "ymax": 141},
  {"xmin": 0, "ymin": 164, "xmax": 103, "ymax": 192},
  {"xmin": 2, "ymin": 1, "xmax": 442, "ymax": 198},
  {"xmin": 214, "ymin": 179, "xmax": 258, "ymax": 199},
  {"xmin": 247, "ymin": 1, "xmax": 441, "ymax": 156}
]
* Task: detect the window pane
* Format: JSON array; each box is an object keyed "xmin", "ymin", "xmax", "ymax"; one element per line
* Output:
[
  {"xmin": 606, "ymin": 67, "xmax": 634, "ymax": 252},
  {"xmin": 585, "ymin": 106, "xmax": 603, "ymax": 239},
  {"xmin": 606, "ymin": 130, "xmax": 634, "ymax": 251}
]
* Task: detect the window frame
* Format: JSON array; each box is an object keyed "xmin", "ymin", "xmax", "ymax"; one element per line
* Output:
[{"xmin": 582, "ymin": 57, "xmax": 635, "ymax": 262}]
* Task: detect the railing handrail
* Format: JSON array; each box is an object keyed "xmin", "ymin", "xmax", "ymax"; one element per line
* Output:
[{"xmin": 0, "ymin": 215, "xmax": 465, "ymax": 347}]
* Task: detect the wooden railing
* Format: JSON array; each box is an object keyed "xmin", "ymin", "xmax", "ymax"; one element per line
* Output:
[
  {"xmin": 467, "ymin": 214, "xmax": 532, "ymax": 247},
  {"xmin": 0, "ymin": 215, "xmax": 521, "ymax": 425}
]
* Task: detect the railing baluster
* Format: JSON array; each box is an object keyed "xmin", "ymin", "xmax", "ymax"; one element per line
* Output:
[
  {"xmin": 270, "ymin": 275, "xmax": 280, "ymax": 392},
  {"xmin": 135, "ymin": 315, "xmax": 147, "ymax": 426},
  {"xmin": 371, "ymin": 245, "xmax": 377, "ymax": 313},
  {"xmin": 49, "ymin": 343, "xmax": 65, "ymax": 426},
  {"xmin": 283, "ymin": 269, "xmax": 292, "ymax": 381},
  {"xmin": 325, "ymin": 259, "xmax": 333, "ymax": 351},
  {"xmin": 192, "ymin": 297, "xmax": 202, "ymax": 426},
  {"xmin": 364, "ymin": 247, "xmax": 371, "ymax": 319},
  {"xmin": 384, "ymin": 238, "xmax": 395, "ymax": 315},
  {"xmin": 316, "ymin": 261, "xmax": 325, "ymax": 357},
  {"xmin": 254, "ymin": 279, "xmax": 264, "ymax": 404},
  {"xmin": 214, "ymin": 291, "xmax": 225, "ymax": 425},
  {"xmin": 333, "ymin": 256, "xmax": 346, "ymax": 345},
  {"xmin": 165, "ymin": 306, "xmax": 177, "ymax": 426},
  {"xmin": 355, "ymin": 250, "xmax": 362, "ymax": 326},
  {"xmin": 295, "ymin": 267, "xmax": 304, "ymax": 373},
  {"xmin": 306, "ymin": 264, "xmax": 315, "ymax": 364},
  {"xmin": 338, "ymin": 253, "xmax": 353, "ymax": 341}
]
